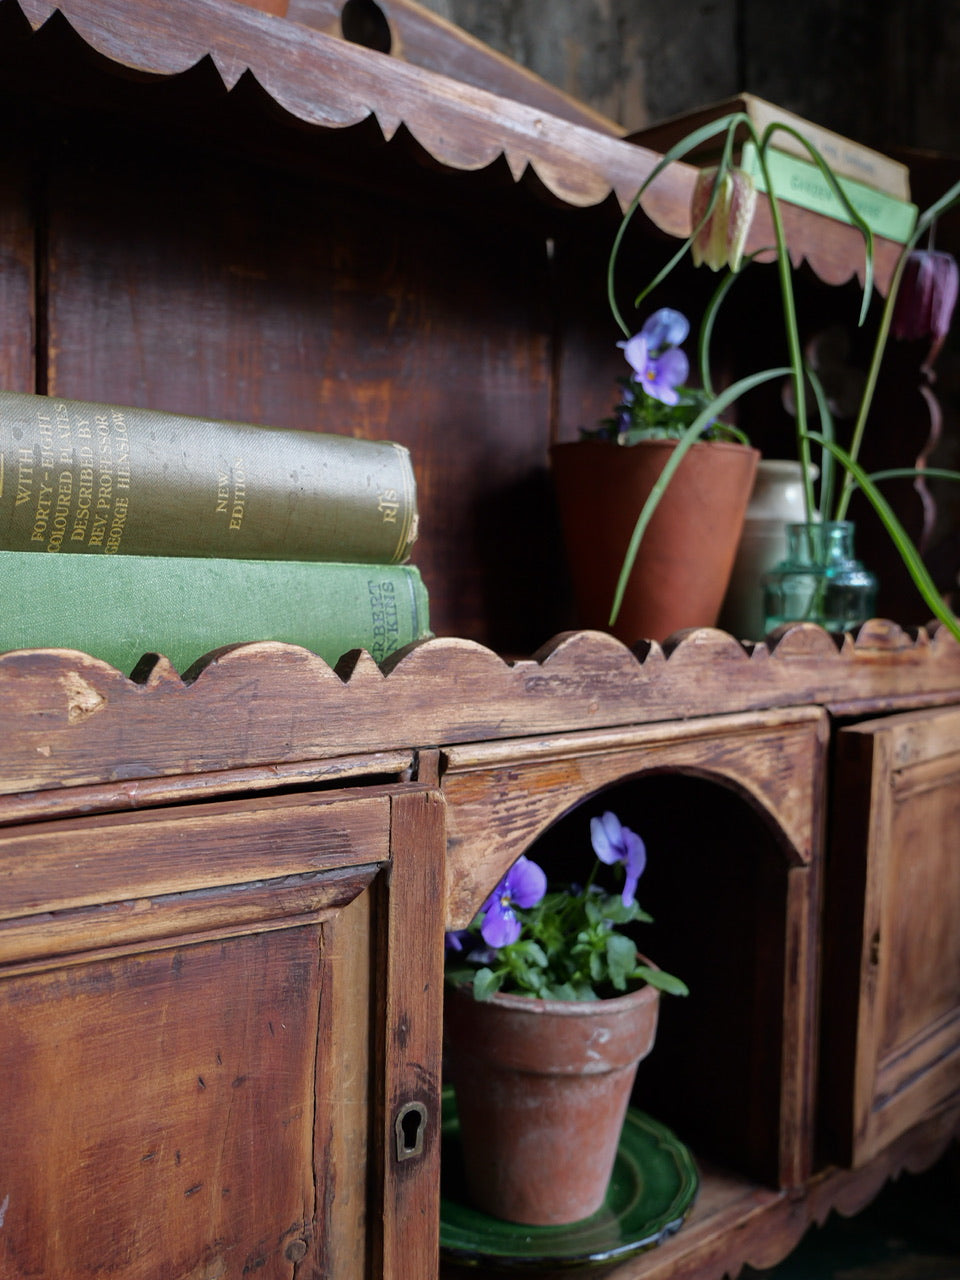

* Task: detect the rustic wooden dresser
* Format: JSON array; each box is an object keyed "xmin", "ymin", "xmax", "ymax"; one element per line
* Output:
[{"xmin": 1, "ymin": 2, "xmax": 958, "ymax": 1277}]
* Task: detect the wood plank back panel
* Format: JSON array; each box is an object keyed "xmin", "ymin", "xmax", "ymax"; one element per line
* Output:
[
  {"xmin": 35, "ymin": 113, "xmax": 559, "ymax": 648},
  {"xmin": 0, "ymin": 134, "xmax": 34, "ymax": 393}
]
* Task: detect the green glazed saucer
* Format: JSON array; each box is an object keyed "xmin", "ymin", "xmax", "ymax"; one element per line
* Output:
[{"xmin": 439, "ymin": 1090, "xmax": 699, "ymax": 1271}]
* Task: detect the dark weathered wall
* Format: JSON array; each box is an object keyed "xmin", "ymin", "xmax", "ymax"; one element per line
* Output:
[{"xmin": 417, "ymin": 0, "xmax": 960, "ymax": 153}]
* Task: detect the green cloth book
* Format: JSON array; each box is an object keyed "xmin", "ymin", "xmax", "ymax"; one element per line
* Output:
[
  {"xmin": 0, "ymin": 390, "xmax": 418, "ymax": 564},
  {"xmin": 1, "ymin": 551, "xmax": 431, "ymax": 675},
  {"xmin": 739, "ymin": 141, "xmax": 918, "ymax": 244}
]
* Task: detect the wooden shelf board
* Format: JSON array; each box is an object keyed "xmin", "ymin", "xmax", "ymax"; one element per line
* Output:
[{"xmin": 3, "ymin": 0, "xmax": 902, "ymax": 289}]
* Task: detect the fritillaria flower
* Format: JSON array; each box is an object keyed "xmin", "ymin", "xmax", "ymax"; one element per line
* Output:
[
  {"xmin": 590, "ymin": 811, "xmax": 647, "ymax": 907},
  {"xmin": 478, "ymin": 855, "xmax": 548, "ymax": 947},
  {"xmin": 619, "ymin": 307, "xmax": 690, "ymax": 406},
  {"xmin": 891, "ymin": 249, "xmax": 959, "ymax": 348},
  {"xmin": 690, "ymin": 165, "xmax": 758, "ymax": 273}
]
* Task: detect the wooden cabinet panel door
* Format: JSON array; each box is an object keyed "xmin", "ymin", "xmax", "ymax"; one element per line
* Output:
[
  {"xmin": 822, "ymin": 705, "xmax": 960, "ymax": 1166},
  {"xmin": 0, "ymin": 785, "xmax": 443, "ymax": 1279}
]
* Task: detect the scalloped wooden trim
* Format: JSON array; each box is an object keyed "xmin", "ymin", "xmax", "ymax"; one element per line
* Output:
[
  {"xmin": 1, "ymin": 623, "xmax": 960, "ymax": 795},
  {"xmin": 9, "ymin": 0, "xmax": 901, "ymax": 289},
  {"xmin": 14, "ymin": 0, "xmax": 683, "ymax": 217}
]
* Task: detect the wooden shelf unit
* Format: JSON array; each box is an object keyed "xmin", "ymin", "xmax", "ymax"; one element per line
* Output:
[
  {"xmin": 1, "ymin": 4, "xmax": 959, "ymax": 1278},
  {"xmin": 0, "ymin": 0, "xmax": 931, "ymax": 650}
]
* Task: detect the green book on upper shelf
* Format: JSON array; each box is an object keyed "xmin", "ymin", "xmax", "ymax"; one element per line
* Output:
[
  {"xmin": 739, "ymin": 140, "xmax": 918, "ymax": 244},
  {"xmin": 628, "ymin": 92, "xmax": 911, "ymax": 199},
  {"xmin": 0, "ymin": 390, "xmax": 418, "ymax": 564},
  {"xmin": 0, "ymin": 551, "xmax": 431, "ymax": 676}
]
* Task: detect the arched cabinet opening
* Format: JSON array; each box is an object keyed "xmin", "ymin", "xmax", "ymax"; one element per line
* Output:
[
  {"xmin": 513, "ymin": 771, "xmax": 792, "ymax": 1190},
  {"xmin": 441, "ymin": 706, "xmax": 826, "ymax": 1205}
]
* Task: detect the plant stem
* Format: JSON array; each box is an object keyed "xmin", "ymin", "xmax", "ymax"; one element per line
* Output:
[
  {"xmin": 834, "ymin": 250, "xmax": 910, "ymax": 521},
  {"xmin": 756, "ymin": 143, "xmax": 817, "ymax": 522}
]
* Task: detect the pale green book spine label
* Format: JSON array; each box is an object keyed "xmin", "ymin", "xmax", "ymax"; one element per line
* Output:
[
  {"xmin": 740, "ymin": 141, "xmax": 918, "ymax": 244},
  {"xmin": 0, "ymin": 392, "xmax": 418, "ymax": 563}
]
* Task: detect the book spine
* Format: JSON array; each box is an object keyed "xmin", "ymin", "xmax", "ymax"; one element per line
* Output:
[
  {"xmin": 742, "ymin": 98, "xmax": 910, "ymax": 199},
  {"xmin": 739, "ymin": 142, "xmax": 918, "ymax": 244},
  {"xmin": 629, "ymin": 99, "xmax": 911, "ymax": 200},
  {"xmin": 0, "ymin": 552, "xmax": 431, "ymax": 675},
  {"xmin": 0, "ymin": 392, "xmax": 418, "ymax": 564}
]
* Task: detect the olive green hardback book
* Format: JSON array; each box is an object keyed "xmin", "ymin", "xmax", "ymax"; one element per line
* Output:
[
  {"xmin": 1, "ymin": 552, "xmax": 431, "ymax": 675},
  {"xmin": 0, "ymin": 391, "xmax": 418, "ymax": 564}
]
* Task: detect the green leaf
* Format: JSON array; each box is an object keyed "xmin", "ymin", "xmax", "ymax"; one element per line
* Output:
[
  {"xmin": 510, "ymin": 940, "xmax": 548, "ymax": 966},
  {"xmin": 696, "ymin": 253, "xmax": 768, "ymax": 399},
  {"xmin": 606, "ymin": 933, "xmax": 638, "ymax": 990},
  {"xmin": 634, "ymin": 965, "xmax": 690, "ymax": 996},
  {"xmin": 863, "ymin": 467, "xmax": 960, "ymax": 488},
  {"xmin": 608, "ymin": 113, "xmax": 756, "ymax": 335},
  {"xmin": 544, "ymin": 981, "xmax": 583, "ymax": 1001},
  {"xmin": 804, "ymin": 365, "xmax": 834, "ymax": 523},
  {"xmin": 602, "ymin": 894, "xmax": 654, "ymax": 925},
  {"xmin": 473, "ymin": 968, "xmax": 502, "ymax": 1001},
  {"xmin": 759, "ymin": 122, "xmax": 875, "ymax": 324},
  {"xmin": 806, "ymin": 432, "xmax": 960, "ymax": 642},
  {"xmin": 444, "ymin": 965, "xmax": 476, "ymax": 989}
]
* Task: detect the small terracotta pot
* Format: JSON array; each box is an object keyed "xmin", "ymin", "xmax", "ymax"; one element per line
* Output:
[
  {"xmin": 550, "ymin": 438, "xmax": 760, "ymax": 645},
  {"xmin": 443, "ymin": 982, "xmax": 660, "ymax": 1225}
]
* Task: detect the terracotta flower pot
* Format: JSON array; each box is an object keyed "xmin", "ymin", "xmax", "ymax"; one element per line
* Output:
[
  {"xmin": 443, "ymin": 981, "xmax": 660, "ymax": 1225},
  {"xmin": 550, "ymin": 438, "xmax": 760, "ymax": 645}
]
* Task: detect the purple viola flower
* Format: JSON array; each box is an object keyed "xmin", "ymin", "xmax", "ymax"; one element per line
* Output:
[
  {"xmin": 639, "ymin": 307, "xmax": 689, "ymax": 351},
  {"xmin": 619, "ymin": 331, "xmax": 689, "ymax": 406},
  {"xmin": 479, "ymin": 855, "xmax": 547, "ymax": 948},
  {"xmin": 445, "ymin": 929, "xmax": 474, "ymax": 953},
  {"xmin": 590, "ymin": 811, "xmax": 647, "ymax": 907}
]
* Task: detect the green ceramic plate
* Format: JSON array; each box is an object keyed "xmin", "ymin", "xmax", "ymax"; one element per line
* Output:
[{"xmin": 439, "ymin": 1090, "xmax": 699, "ymax": 1271}]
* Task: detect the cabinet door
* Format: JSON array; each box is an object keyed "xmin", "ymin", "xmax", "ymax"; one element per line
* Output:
[
  {"xmin": 0, "ymin": 785, "xmax": 443, "ymax": 1279},
  {"xmin": 822, "ymin": 705, "xmax": 960, "ymax": 1166}
]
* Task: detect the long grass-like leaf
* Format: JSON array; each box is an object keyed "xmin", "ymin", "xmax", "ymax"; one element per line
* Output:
[
  {"xmin": 696, "ymin": 250, "xmax": 770, "ymax": 397},
  {"xmin": 835, "ymin": 178, "xmax": 960, "ymax": 520},
  {"xmin": 804, "ymin": 366, "xmax": 835, "ymax": 521},
  {"xmin": 758, "ymin": 123, "xmax": 875, "ymax": 324},
  {"xmin": 805, "ymin": 432, "xmax": 960, "ymax": 640},
  {"xmin": 860, "ymin": 466, "xmax": 960, "ymax": 486},
  {"xmin": 608, "ymin": 114, "xmax": 753, "ymax": 335}
]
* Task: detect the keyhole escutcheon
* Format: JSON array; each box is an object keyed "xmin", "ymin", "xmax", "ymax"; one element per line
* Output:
[{"xmin": 395, "ymin": 1100, "xmax": 427, "ymax": 1161}]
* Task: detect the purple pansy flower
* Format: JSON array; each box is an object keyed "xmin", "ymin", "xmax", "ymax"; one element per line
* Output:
[
  {"xmin": 619, "ymin": 308, "xmax": 691, "ymax": 406},
  {"xmin": 590, "ymin": 811, "xmax": 647, "ymax": 907},
  {"xmin": 638, "ymin": 307, "xmax": 689, "ymax": 350},
  {"xmin": 444, "ymin": 928, "xmax": 474, "ymax": 953},
  {"xmin": 479, "ymin": 855, "xmax": 548, "ymax": 948}
]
